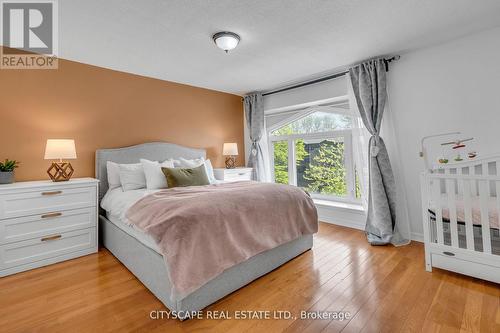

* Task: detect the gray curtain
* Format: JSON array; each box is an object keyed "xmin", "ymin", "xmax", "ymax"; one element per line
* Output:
[
  {"xmin": 349, "ymin": 59, "xmax": 401, "ymax": 245},
  {"xmin": 244, "ymin": 93, "xmax": 267, "ymax": 181}
]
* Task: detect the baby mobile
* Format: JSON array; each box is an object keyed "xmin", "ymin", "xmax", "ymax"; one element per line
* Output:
[
  {"xmin": 420, "ymin": 132, "xmax": 478, "ymax": 172},
  {"xmin": 439, "ymin": 137, "xmax": 477, "ymax": 164}
]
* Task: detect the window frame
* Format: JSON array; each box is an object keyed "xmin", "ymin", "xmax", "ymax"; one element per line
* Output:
[{"xmin": 268, "ymin": 113, "xmax": 360, "ymax": 205}]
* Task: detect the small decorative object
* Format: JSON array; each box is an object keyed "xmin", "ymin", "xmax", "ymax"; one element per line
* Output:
[
  {"xmin": 438, "ymin": 158, "xmax": 449, "ymax": 164},
  {"xmin": 454, "ymin": 154, "xmax": 463, "ymax": 162},
  {"xmin": 0, "ymin": 159, "xmax": 20, "ymax": 184},
  {"xmin": 223, "ymin": 142, "xmax": 238, "ymax": 169},
  {"xmin": 468, "ymin": 151, "xmax": 477, "ymax": 159},
  {"xmin": 44, "ymin": 139, "xmax": 77, "ymax": 182}
]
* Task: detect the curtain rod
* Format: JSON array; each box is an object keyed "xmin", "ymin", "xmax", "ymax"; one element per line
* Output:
[{"xmin": 260, "ymin": 55, "xmax": 400, "ymax": 97}]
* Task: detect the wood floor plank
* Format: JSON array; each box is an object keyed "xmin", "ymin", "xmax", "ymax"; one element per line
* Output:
[{"xmin": 0, "ymin": 223, "xmax": 498, "ymax": 333}]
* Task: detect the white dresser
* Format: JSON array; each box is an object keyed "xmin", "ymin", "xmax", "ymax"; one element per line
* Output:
[
  {"xmin": 0, "ymin": 178, "xmax": 99, "ymax": 277},
  {"xmin": 213, "ymin": 167, "xmax": 253, "ymax": 182}
]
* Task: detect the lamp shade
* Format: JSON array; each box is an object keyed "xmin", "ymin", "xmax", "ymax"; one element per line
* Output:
[
  {"xmin": 44, "ymin": 139, "xmax": 77, "ymax": 160},
  {"xmin": 223, "ymin": 143, "xmax": 238, "ymax": 156}
]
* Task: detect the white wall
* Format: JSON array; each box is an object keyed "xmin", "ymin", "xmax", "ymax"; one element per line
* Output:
[{"xmin": 387, "ymin": 26, "xmax": 500, "ymax": 239}]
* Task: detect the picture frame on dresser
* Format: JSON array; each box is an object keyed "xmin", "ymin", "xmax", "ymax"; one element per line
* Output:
[{"xmin": 0, "ymin": 178, "xmax": 99, "ymax": 277}]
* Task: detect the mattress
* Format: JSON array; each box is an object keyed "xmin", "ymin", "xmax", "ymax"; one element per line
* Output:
[
  {"xmin": 101, "ymin": 187, "xmax": 161, "ymax": 253},
  {"xmin": 429, "ymin": 194, "xmax": 499, "ymax": 230}
]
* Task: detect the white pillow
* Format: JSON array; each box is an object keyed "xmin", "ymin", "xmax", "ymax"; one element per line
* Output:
[
  {"xmin": 203, "ymin": 160, "xmax": 216, "ymax": 184},
  {"xmin": 177, "ymin": 157, "xmax": 216, "ymax": 183},
  {"xmin": 107, "ymin": 161, "xmax": 142, "ymax": 189},
  {"xmin": 119, "ymin": 163, "xmax": 146, "ymax": 191},
  {"xmin": 141, "ymin": 158, "xmax": 175, "ymax": 189},
  {"xmin": 174, "ymin": 157, "xmax": 203, "ymax": 168},
  {"xmin": 106, "ymin": 161, "xmax": 121, "ymax": 189}
]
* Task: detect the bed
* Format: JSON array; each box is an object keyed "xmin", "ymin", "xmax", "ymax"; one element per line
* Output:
[{"xmin": 96, "ymin": 142, "xmax": 315, "ymax": 317}]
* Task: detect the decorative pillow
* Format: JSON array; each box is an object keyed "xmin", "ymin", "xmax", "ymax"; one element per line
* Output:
[
  {"xmin": 176, "ymin": 157, "xmax": 216, "ymax": 184},
  {"xmin": 141, "ymin": 158, "xmax": 175, "ymax": 189},
  {"xmin": 119, "ymin": 163, "xmax": 146, "ymax": 191},
  {"xmin": 162, "ymin": 164, "xmax": 210, "ymax": 188}
]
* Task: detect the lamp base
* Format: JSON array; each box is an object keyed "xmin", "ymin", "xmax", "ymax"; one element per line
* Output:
[
  {"xmin": 225, "ymin": 156, "xmax": 236, "ymax": 169},
  {"xmin": 47, "ymin": 162, "xmax": 74, "ymax": 182}
]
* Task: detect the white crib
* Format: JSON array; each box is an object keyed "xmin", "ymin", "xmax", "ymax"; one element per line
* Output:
[{"xmin": 420, "ymin": 156, "xmax": 500, "ymax": 283}]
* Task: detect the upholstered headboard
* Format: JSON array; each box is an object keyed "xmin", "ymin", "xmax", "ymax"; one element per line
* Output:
[{"xmin": 95, "ymin": 142, "xmax": 206, "ymax": 201}]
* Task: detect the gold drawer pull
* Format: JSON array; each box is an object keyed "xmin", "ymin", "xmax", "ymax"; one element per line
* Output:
[
  {"xmin": 41, "ymin": 190, "xmax": 62, "ymax": 196},
  {"xmin": 41, "ymin": 234, "xmax": 62, "ymax": 242},
  {"xmin": 41, "ymin": 212, "xmax": 62, "ymax": 219}
]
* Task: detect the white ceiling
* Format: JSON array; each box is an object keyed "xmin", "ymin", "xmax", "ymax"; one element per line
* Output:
[{"xmin": 56, "ymin": 0, "xmax": 500, "ymax": 95}]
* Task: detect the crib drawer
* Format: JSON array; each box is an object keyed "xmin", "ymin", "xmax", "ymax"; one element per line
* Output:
[{"xmin": 431, "ymin": 252, "xmax": 500, "ymax": 284}]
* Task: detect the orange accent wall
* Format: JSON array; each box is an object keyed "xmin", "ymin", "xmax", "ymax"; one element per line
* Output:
[{"xmin": 0, "ymin": 51, "xmax": 244, "ymax": 182}]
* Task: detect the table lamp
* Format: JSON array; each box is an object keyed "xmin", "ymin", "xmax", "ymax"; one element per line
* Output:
[
  {"xmin": 44, "ymin": 139, "xmax": 77, "ymax": 181},
  {"xmin": 223, "ymin": 143, "xmax": 238, "ymax": 169}
]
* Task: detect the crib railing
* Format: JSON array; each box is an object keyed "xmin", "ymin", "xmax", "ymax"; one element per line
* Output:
[{"xmin": 421, "ymin": 159, "xmax": 500, "ymax": 256}]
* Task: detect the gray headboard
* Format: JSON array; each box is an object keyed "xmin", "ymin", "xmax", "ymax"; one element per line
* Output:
[{"xmin": 95, "ymin": 142, "xmax": 206, "ymax": 201}]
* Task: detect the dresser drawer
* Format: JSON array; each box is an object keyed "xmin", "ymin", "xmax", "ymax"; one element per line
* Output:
[
  {"xmin": 0, "ymin": 207, "xmax": 96, "ymax": 244},
  {"xmin": 0, "ymin": 186, "xmax": 96, "ymax": 219},
  {"xmin": 0, "ymin": 227, "xmax": 96, "ymax": 270},
  {"xmin": 214, "ymin": 168, "xmax": 253, "ymax": 182},
  {"xmin": 224, "ymin": 171, "xmax": 252, "ymax": 181}
]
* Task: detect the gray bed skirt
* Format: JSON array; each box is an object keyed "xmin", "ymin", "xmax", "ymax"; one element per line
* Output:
[{"xmin": 100, "ymin": 215, "xmax": 313, "ymax": 317}]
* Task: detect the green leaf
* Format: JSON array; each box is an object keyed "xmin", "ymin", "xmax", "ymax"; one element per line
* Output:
[{"xmin": 0, "ymin": 159, "xmax": 20, "ymax": 172}]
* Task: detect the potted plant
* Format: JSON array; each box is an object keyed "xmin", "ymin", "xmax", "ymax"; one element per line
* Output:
[{"xmin": 0, "ymin": 159, "xmax": 20, "ymax": 184}]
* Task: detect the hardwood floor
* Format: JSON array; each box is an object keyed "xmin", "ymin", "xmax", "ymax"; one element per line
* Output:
[{"xmin": 1, "ymin": 223, "xmax": 499, "ymax": 333}]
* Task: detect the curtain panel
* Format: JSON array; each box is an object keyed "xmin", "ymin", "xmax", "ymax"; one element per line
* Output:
[
  {"xmin": 244, "ymin": 93, "xmax": 270, "ymax": 182},
  {"xmin": 349, "ymin": 59, "xmax": 407, "ymax": 245}
]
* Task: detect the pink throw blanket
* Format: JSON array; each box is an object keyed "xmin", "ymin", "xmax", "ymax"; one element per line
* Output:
[{"xmin": 125, "ymin": 181, "xmax": 318, "ymax": 299}]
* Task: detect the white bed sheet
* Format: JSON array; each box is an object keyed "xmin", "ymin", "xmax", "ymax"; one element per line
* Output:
[{"xmin": 101, "ymin": 187, "xmax": 161, "ymax": 253}]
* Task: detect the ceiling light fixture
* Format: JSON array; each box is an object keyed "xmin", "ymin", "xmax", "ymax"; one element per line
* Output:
[{"xmin": 212, "ymin": 31, "xmax": 240, "ymax": 53}]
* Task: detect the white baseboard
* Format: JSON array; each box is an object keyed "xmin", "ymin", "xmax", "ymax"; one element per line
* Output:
[
  {"xmin": 315, "ymin": 202, "xmax": 425, "ymax": 244},
  {"xmin": 410, "ymin": 232, "xmax": 424, "ymax": 243},
  {"xmin": 315, "ymin": 202, "xmax": 366, "ymax": 231}
]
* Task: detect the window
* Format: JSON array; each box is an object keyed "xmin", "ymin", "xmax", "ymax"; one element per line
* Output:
[{"xmin": 268, "ymin": 105, "xmax": 359, "ymax": 203}]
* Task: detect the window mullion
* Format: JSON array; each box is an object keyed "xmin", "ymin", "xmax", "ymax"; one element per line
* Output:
[
  {"xmin": 344, "ymin": 133, "xmax": 355, "ymax": 200},
  {"xmin": 269, "ymin": 140, "xmax": 275, "ymax": 182},
  {"xmin": 288, "ymin": 139, "xmax": 297, "ymax": 186}
]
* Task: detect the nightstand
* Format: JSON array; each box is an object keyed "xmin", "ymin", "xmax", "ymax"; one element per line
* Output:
[
  {"xmin": 0, "ymin": 178, "xmax": 99, "ymax": 277},
  {"xmin": 213, "ymin": 167, "xmax": 253, "ymax": 182}
]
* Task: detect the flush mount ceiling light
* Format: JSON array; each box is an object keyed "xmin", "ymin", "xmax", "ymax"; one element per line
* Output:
[{"xmin": 212, "ymin": 31, "xmax": 240, "ymax": 53}]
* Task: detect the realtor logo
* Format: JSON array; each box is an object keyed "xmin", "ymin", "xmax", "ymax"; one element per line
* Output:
[{"xmin": 1, "ymin": 0, "xmax": 58, "ymax": 69}]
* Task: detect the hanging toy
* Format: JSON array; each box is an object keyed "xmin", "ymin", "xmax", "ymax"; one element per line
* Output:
[
  {"xmin": 454, "ymin": 154, "xmax": 463, "ymax": 162},
  {"xmin": 441, "ymin": 137, "xmax": 474, "ymax": 149},
  {"xmin": 468, "ymin": 151, "xmax": 477, "ymax": 159},
  {"xmin": 438, "ymin": 143, "xmax": 449, "ymax": 164}
]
